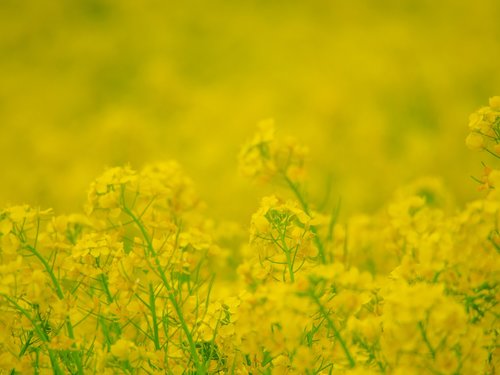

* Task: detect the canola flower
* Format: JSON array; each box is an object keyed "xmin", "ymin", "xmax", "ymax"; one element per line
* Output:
[
  {"xmin": 0, "ymin": 100, "xmax": 499, "ymax": 374},
  {"xmin": 466, "ymin": 96, "xmax": 500, "ymax": 153}
]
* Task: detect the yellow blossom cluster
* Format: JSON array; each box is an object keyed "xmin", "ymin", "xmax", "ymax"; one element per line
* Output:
[
  {"xmin": 0, "ymin": 101, "xmax": 499, "ymax": 374},
  {"xmin": 239, "ymin": 119, "xmax": 309, "ymax": 184},
  {"xmin": 466, "ymin": 96, "xmax": 500, "ymax": 152}
]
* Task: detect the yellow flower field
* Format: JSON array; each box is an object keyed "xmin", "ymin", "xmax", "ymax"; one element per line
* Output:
[{"xmin": 0, "ymin": 1, "xmax": 499, "ymax": 374}]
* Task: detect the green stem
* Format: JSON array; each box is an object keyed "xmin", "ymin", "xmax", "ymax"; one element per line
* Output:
[
  {"xmin": 99, "ymin": 274, "xmax": 113, "ymax": 303},
  {"xmin": 149, "ymin": 283, "xmax": 161, "ymax": 350},
  {"xmin": 418, "ymin": 321, "xmax": 435, "ymax": 359},
  {"xmin": 2, "ymin": 294, "xmax": 64, "ymax": 375},
  {"xmin": 284, "ymin": 250, "xmax": 295, "ymax": 283},
  {"xmin": 484, "ymin": 146, "xmax": 500, "ymax": 160},
  {"xmin": 275, "ymin": 217, "xmax": 295, "ymax": 283},
  {"xmin": 311, "ymin": 294, "xmax": 355, "ymax": 368},
  {"xmin": 26, "ymin": 245, "xmax": 64, "ymax": 299},
  {"xmin": 99, "ymin": 316, "xmax": 112, "ymax": 350},
  {"xmin": 121, "ymin": 204, "xmax": 203, "ymax": 373},
  {"xmin": 283, "ymin": 175, "xmax": 327, "ymax": 264},
  {"xmin": 25, "ymin": 245, "xmax": 84, "ymax": 374}
]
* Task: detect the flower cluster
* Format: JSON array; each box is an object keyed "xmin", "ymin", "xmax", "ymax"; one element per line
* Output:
[
  {"xmin": 0, "ymin": 162, "xmax": 222, "ymax": 374},
  {"xmin": 238, "ymin": 119, "xmax": 309, "ymax": 184},
  {"xmin": 466, "ymin": 96, "xmax": 500, "ymax": 153},
  {"xmin": 246, "ymin": 195, "xmax": 318, "ymax": 283},
  {"xmin": 0, "ymin": 101, "xmax": 498, "ymax": 374}
]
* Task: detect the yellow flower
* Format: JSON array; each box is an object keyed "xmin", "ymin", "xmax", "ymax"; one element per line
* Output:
[
  {"xmin": 1, "ymin": 232, "xmax": 20, "ymax": 255},
  {"xmin": 110, "ymin": 339, "xmax": 136, "ymax": 361},
  {"xmin": 489, "ymin": 95, "xmax": 500, "ymax": 110},
  {"xmin": 293, "ymin": 346, "xmax": 316, "ymax": 372},
  {"xmin": 465, "ymin": 132, "xmax": 484, "ymax": 150},
  {"xmin": 239, "ymin": 122, "xmax": 308, "ymax": 184},
  {"xmin": 0, "ymin": 219, "xmax": 12, "ymax": 235},
  {"xmin": 255, "ymin": 118, "xmax": 275, "ymax": 143}
]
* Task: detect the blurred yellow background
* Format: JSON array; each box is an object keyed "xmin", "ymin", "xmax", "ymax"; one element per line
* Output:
[{"xmin": 1, "ymin": 0, "xmax": 499, "ymax": 221}]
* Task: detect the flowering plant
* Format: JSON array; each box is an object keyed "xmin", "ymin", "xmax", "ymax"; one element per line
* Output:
[{"xmin": 0, "ymin": 101, "xmax": 498, "ymax": 374}]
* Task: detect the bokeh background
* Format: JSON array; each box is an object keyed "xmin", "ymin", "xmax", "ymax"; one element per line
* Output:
[{"xmin": 1, "ymin": 0, "xmax": 499, "ymax": 221}]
